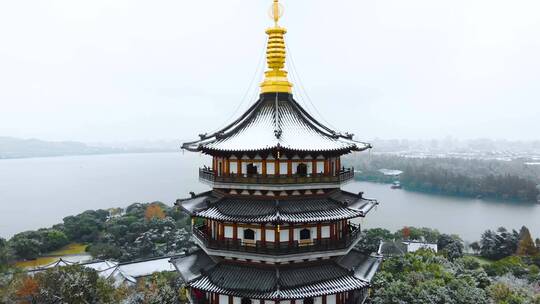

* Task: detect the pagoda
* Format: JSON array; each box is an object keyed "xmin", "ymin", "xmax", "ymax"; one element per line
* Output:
[{"xmin": 172, "ymin": 2, "xmax": 382, "ymax": 304}]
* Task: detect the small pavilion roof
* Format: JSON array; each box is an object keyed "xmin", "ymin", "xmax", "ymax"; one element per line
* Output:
[
  {"xmin": 176, "ymin": 190, "xmax": 378, "ymax": 223},
  {"xmin": 181, "ymin": 93, "xmax": 371, "ymax": 154},
  {"xmin": 171, "ymin": 249, "xmax": 382, "ymax": 300}
]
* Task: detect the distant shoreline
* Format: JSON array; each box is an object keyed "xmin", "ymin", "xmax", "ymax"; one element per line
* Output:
[
  {"xmin": 355, "ymin": 176, "xmax": 540, "ymax": 204},
  {"xmin": 0, "ymin": 150, "xmax": 178, "ymax": 161}
]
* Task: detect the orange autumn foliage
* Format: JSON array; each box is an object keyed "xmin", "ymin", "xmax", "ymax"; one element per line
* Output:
[
  {"xmin": 144, "ymin": 204, "xmax": 165, "ymax": 221},
  {"xmin": 16, "ymin": 276, "xmax": 38, "ymax": 299},
  {"xmin": 402, "ymin": 226, "xmax": 411, "ymax": 240}
]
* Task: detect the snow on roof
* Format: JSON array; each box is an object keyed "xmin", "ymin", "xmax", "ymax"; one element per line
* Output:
[{"xmin": 118, "ymin": 256, "xmax": 177, "ymax": 278}]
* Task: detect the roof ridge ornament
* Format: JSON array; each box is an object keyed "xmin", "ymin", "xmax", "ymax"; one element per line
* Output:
[{"xmin": 260, "ymin": 0, "xmax": 293, "ymax": 94}]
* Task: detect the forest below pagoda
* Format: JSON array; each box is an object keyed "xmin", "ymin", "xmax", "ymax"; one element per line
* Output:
[
  {"xmin": 347, "ymin": 154, "xmax": 540, "ymax": 202},
  {"xmin": 1, "ymin": 202, "xmax": 192, "ymax": 262},
  {"xmin": 357, "ymin": 226, "xmax": 540, "ymax": 303},
  {"xmin": 3, "ymin": 214, "xmax": 540, "ymax": 303}
]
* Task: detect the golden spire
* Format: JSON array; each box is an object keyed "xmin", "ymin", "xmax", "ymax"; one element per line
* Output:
[{"xmin": 260, "ymin": 0, "xmax": 293, "ymax": 94}]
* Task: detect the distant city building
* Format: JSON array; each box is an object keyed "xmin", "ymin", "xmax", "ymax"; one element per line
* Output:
[
  {"xmin": 172, "ymin": 1, "xmax": 382, "ymax": 304},
  {"xmin": 377, "ymin": 169, "xmax": 403, "ymax": 177},
  {"xmin": 378, "ymin": 240, "xmax": 438, "ymax": 257}
]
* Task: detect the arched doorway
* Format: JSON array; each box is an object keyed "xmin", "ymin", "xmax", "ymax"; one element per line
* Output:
[
  {"xmin": 296, "ymin": 163, "xmax": 308, "ymax": 176},
  {"xmin": 300, "ymin": 228, "xmax": 311, "ymax": 240},
  {"xmin": 241, "ymin": 298, "xmax": 251, "ymax": 304},
  {"xmin": 243, "ymin": 228, "xmax": 255, "ymax": 240},
  {"xmin": 246, "ymin": 163, "xmax": 258, "ymax": 176}
]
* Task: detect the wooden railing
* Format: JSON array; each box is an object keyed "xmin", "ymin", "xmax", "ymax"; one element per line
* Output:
[
  {"xmin": 199, "ymin": 167, "xmax": 354, "ymax": 185},
  {"xmin": 193, "ymin": 224, "xmax": 361, "ymax": 256}
]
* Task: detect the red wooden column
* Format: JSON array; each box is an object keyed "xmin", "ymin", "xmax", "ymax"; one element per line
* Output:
[
  {"xmin": 262, "ymin": 159, "xmax": 267, "ymax": 176},
  {"xmin": 324, "ymin": 159, "xmax": 329, "ymax": 175},
  {"xmin": 233, "ymin": 223, "xmax": 238, "ymax": 240},
  {"xmin": 330, "ymin": 223, "xmax": 335, "ymax": 241},
  {"xmin": 312, "ymin": 160, "xmax": 317, "ymax": 175},
  {"xmin": 238, "ymin": 159, "xmax": 242, "ymax": 175},
  {"xmin": 287, "ymin": 160, "xmax": 292, "ymax": 176},
  {"xmin": 322, "ymin": 295, "xmax": 327, "ymax": 304},
  {"xmin": 219, "ymin": 223, "xmax": 225, "ymax": 240},
  {"xmin": 261, "ymin": 224, "xmax": 266, "ymax": 245},
  {"xmin": 275, "ymin": 159, "xmax": 280, "ymax": 175},
  {"xmin": 289, "ymin": 223, "xmax": 294, "ymax": 246},
  {"xmin": 317, "ymin": 223, "xmax": 322, "ymax": 241},
  {"xmin": 275, "ymin": 225, "xmax": 280, "ymax": 244}
]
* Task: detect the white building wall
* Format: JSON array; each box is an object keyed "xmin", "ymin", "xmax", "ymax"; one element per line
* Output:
[
  {"xmin": 213, "ymin": 296, "xmax": 343, "ymax": 304},
  {"xmin": 266, "ymin": 162, "xmax": 275, "ymax": 175},
  {"xmin": 316, "ymin": 161, "xmax": 324, "ymax": 174},
  {"xmin": 230, "ymin": 162, "xmax": 238, "ymax": 174},
  {"xmin": 327, "ymin": 294, "xmax": 337, "ymax": 304},
  {"xmin": 280, "ymin": 229, "xmax": 289, "ymax": 242},
  {"xmin": 321, "ymin": 226, "xmax": 330, "ymax": 238},
  {"xmin": 279, "ymin": 162, "xmax": 288, "ymax": 175},
  {"xmin": 266, "ymin": 229, "xmax": 275, "ymax": 242},
  {"xmin": 219, "ymin": 295, "xmax": 229, "ymax": 304},
  {"xmin": 224, "ymin": 226, "xmax": 233, "ymax": 239},
  {"xmin": 406, "ymin": 242, "xmax": 438, "ymax": 253}
]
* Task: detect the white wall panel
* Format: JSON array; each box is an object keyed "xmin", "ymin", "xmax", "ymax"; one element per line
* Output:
[
  {"xmin": 321, "ymin": 226, "xmax": 330, "ymax": 238},
  {"xmin": 219, "ymin": 295, "xmax": 229, "ymax": 304},
  {"xmin": 267, "ymin": 162, "xmax": 275, "ymax": 175},
  {"xmin": 327, "ymin": 294, "xmax": 336, "ymax": 304},
  {"xmin": 266, "ymin": 229, "xmax": 275, "ymax": 242}
]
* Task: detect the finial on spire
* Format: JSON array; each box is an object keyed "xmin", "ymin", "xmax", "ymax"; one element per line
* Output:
[
  {"xmin": 272, "ymin": 0, "xmax": 281, "ymax": 25},
  {"xmin": 260, "ymin": 0, "xmax": 292, "ymax": 94}
]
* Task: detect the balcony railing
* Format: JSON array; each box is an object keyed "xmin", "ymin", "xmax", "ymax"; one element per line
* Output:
[
  {"xmin": 193, "ymin": 224, "xmax": 361, "ymax": 256},
  {"xmin": 199, "ymin": 167, "xmax": 354, "ymax": 185}
]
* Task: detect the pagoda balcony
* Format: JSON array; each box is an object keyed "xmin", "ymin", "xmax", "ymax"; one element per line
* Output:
[
  {"xmin": 192, "ymin": 223, "xmax": 361, "ymax": 260},
  {"xmin": 198, "ymin": 167, "xmax": 354, "ymax": 189}
]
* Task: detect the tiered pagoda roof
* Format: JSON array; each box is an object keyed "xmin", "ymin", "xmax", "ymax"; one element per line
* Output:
[
  {"xmin": 182, "ymin": 93, "xmax": 370, "ymax": 154},
  {"xmin": 177, "ymin": 190, "xmax": 378, "ymax": 223},
  {"xmin": 175, "ymin": 1, "xmax": 381, "ymax": 302},
  {"xmin": 172, "ymin": 249, "xmax": 381, "ymax": 300}
]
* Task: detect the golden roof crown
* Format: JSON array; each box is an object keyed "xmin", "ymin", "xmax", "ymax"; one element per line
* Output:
[{"xmin": 260, "ymin": 0, "xmax": 293, "ymax": 94}]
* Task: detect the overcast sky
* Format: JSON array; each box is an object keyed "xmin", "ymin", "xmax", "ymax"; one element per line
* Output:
[{"xmin": 1, "ymin": 0, "xmax": 539, "ymax": 143}]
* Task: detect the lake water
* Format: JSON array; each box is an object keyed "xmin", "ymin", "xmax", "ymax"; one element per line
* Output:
[{"xmin": 1, "ymin": 152, "xmax": 539, "ymax": 242}]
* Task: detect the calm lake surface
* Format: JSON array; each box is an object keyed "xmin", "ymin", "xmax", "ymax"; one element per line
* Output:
[{"xmin": 1, "ymin": 152, "xmax": 539, "ymax": 242}]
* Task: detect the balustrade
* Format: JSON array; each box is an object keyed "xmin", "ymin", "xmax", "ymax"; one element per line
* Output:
[
  {"xmin": 199, "ymin": 167, "xmax": 354, "ymax": 185},
  {"xmin": 193, "ymin": 224, "xmax": 361, "ymax": 255}
]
